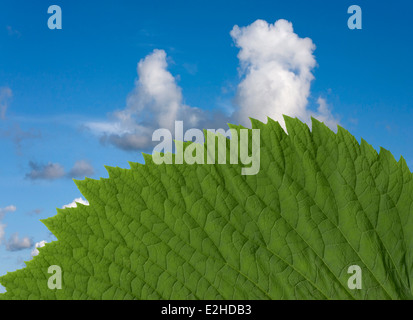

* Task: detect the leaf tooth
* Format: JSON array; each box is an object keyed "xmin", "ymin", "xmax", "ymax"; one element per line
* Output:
[
  {"xmin": 74, "ymin": 177, "xmax": 105, "ymax": 208},
  {"xmin": 397, "ymin": 156, "xmax": 413, "ymax": 175},
  {"xmin": 141, "ymin": 153, "xmax": 154, "ymax": 165},
  {"xmin": 249, "ymin": 117, "xmax": 266, "ymax": 130},
  {"xmin": 378, "ymin": 146, "xmax": 398, "ymax": 166},
  {"xmin": 311, "ymin": 117, "xmax": 336, "ymax": 138},
  {"xmin": 104, "ymin": 165, "xmax": 122, "ymax": 179},
  {"xmin": 266, "ymin": 116, "xmax": 287, "ymax": 139},
  {"xmin": 360, "ymin": 138, "xmax": 378, "ymax": 163}
]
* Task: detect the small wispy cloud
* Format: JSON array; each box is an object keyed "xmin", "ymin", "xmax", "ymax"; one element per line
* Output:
[
  {"xmin": 67, "ymin": 160, "xmax": 95, "ymax": 179},
  {"xmin": 315, "ymin": 97, "xmax": 339, "ymax": 129},
  {"xmin": 26, "ymin": 208, "xmax": 43, "ymax": 216},
  {"xmin": 0, "ymin": 223, "xmax": 6, "ymax": 245},
  {"xmin": 6, "ymin": 233, "xmax": 33, "ymax": 252},
  {"xmin": 25, "ymin": 160, "xmax": 95, "ymax": 181},
  {"xmin": 0, "ymin": 205, "xmax": 16, "ymax": 219},
  {"xmin": 0, "ymin": 124, "xmax": 42, "ymax": 154},
  {"xmin": 0, "ymin": 205, "xmax": 16, "ymax": 245},
  {"xmin": 0, "ymin": 205, "xmax": 33, "ymax": 251},
  {"xmin": 25, "ymin": 161, "xmax": 66, "ymax": 180},
  {"xmin": 6, "ymin": 26, "xmax": 21, "ymax": 38},
  {"xmin": 0, "ymin": 87, "xmax": 12, "ymax": 120}
]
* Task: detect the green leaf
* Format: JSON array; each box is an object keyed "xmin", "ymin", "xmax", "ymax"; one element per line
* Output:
[{"xmin": 2, "ymin": 116, "xmax": 413, "ymax": 300}]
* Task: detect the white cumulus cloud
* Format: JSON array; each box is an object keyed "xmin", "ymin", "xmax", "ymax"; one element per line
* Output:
[
  {"xmin": 62, "ymin": 197, "xmax": 89, "ymax": 209},
  {"xmin": 86, "ymin": 49, "xmax": 204, "ymax": 150},
  {"xmin": 31, "ymin": 240, "xmax": 47, "ymax": 257},
  {"xmin": 230, "ymin": 19, "xmax": 338, "ymax": 129},
  {"xmin": 86, "ymin": 19, "xmax": 339, "ymax": 151}
]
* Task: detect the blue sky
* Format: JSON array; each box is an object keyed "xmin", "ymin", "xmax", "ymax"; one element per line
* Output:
[{"xmin": 1, "ymin": 0, "xmax": 413, "ymax": 293}]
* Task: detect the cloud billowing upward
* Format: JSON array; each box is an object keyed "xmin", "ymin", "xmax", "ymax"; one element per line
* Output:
[
  {"xmin": 25, "ymin": 160, "xmax": 95, "ymax": 181},
  {"xmin": 68, "ymin": 160, "xmax": 94, "ymax": 179},
  {"xmin": 85, "ymin": 19, "xmax": 338, "ymax": 151},
  {"xmin": 6, "ymin": 233, "xmax": 33, "ymax": 251},
  {"xmin": 230, "ymin": 19, "xmax": 338, "ymax": 129},
  {"xmin": 0, "ymin": 87, "xmax": 12, "ymax": 120},
  {"xmin": 86, "ymin": 49, "xmax": 205, "ymax": 151}
]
